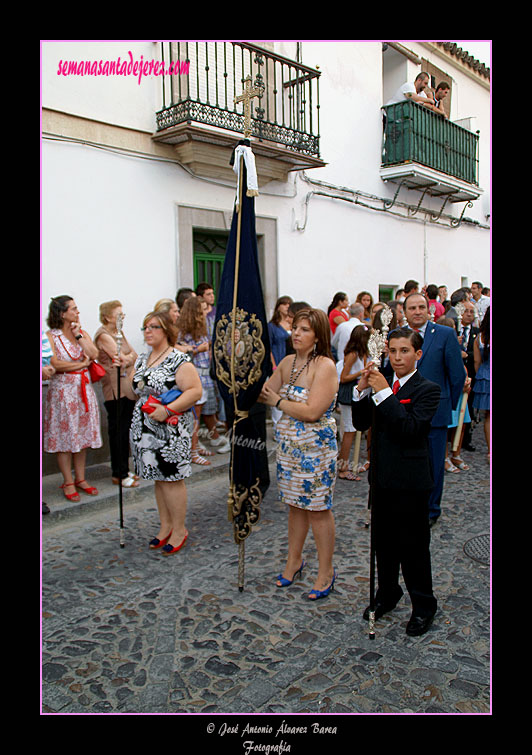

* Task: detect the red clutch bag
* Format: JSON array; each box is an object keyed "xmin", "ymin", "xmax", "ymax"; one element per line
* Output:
[{"xmin": 141, "ymin": 396, "xmax": 180, "ymax": 425}]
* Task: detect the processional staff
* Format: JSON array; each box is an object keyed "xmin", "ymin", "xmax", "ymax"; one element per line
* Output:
[
  {"xmin": 115, "ymin": 312, "xmax": 125, "ymax": 548},
  {"xmin": 365, "ymin": 304, "xmax": 393, "ymax": 639}
]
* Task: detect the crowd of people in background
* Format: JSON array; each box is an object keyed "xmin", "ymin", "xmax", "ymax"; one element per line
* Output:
[
  {"xmin": 41, "ymin": 283, "xmax": 227, "ymax": 518},
  {"xmin": 43, "ymin": 280, "xmax": 490, "ymax": 501},
  {"xmin": 264, "ymin": 280, "xmax": 490, "ymax": 482},
  {"xmin": 42, "ymin": 277, "xmax": 490, "ymax": 520},
  {"xmin": 42, "ymin": 277, "xmax": 490, "ymax": 630}
]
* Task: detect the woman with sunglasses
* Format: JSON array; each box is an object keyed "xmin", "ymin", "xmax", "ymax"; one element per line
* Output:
[{"xmin": 129, "ymin": 310, "xmax": 202, "ymax": 554}]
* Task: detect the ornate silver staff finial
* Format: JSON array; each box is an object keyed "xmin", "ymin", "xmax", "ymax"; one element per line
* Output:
[
  {"xmin": 367, "ymin": 329, "xmax": 387, "ymax": 372},
  {"xmin": 379, "ymin": 303, "xmax": 394, "ymax": 337},
  {"xmin": 367, "ymin": 304, "xmax": 393, "ymax": 377},
  {"xmin": 455, "ymin": 301, "xmax": 466, "ymax": 331}
]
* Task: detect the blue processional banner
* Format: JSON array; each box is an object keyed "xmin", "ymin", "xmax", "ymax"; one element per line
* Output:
[{"xmin": 212, "ymin": 145, "xmax": 271, "ymax": 544}]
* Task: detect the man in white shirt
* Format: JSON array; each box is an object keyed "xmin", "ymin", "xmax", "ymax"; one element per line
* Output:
[
  {"xmin": 332, "ymin": 302, "xmax": 365, "ymax": 361},
  {"xmin": 470, "ymin": 281, "xmax": 490, "ymax": 324},
  {"xmin": 385, "ymin": 72, "xmax": 432, "ymax": 108}
]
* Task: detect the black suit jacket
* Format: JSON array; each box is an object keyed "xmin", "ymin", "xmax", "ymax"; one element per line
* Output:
[
  {"xmin": 352, "ymin": 371, "xmax": 441, "ymax": 491},
  {"xmin": 461, "ymin": 325, "xmax": 479, "ymax": 379}
]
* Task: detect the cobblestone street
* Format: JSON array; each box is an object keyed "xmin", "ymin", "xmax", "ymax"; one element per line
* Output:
[{"xmin": 42, "ymin": 423, "xmax": 490, "ymax": 723}]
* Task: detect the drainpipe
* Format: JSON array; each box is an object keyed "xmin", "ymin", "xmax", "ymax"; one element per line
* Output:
[{"xmin": 423, "ymin": 219, "xmax": 428, "ymax": 286}]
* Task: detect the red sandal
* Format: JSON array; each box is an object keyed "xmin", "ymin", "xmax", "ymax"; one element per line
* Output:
[
  {"xmin": 60, "ymin": 482, "xmax": 80, "ymax": 502},
  {"xmin": 74, "ymin": 479, "xmax": 99, "ymax": 496}
]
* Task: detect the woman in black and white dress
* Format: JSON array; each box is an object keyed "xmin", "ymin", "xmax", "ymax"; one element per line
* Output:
[{"xmin": 130, "ymin": 310, "xmax": 202, "ymax": 554}]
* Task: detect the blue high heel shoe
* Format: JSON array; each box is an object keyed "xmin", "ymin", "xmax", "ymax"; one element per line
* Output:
[
  {"xmin": 276, "ymin": 560, "xmax": 306, "ymax": 588},
  {"xmin": 308, "ymin": 569, "xmax": 337, "ymax": 600}
]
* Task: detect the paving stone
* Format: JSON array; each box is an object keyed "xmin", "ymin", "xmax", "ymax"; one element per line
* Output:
[{"xmin": 42, "ymin": 423, "xmax": 491, "ymax": 715}]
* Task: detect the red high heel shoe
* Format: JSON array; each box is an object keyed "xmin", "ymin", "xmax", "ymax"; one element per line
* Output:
[
  {"xmin": 60, "ymin": 482, "xmax": 80, "ymax": 502},
  {"xmin": 74, "ymin": 479, "xmax": 99, "ymax": 496},
  {"xmin": 162, "ymin": 530, "xmax": 188, "ymax": 555},
  {"xmin": 149, "ymin": 530, "xmax": 173, "ymax": 549}
]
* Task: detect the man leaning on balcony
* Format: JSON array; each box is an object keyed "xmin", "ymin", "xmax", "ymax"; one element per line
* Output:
[
  {"xmin": 385, "ymin": 72, "xmax": 434, "ymax": 108},
  {"xmin": 426, "ymin": 82, "xmax": 450, "ymax": 119}
]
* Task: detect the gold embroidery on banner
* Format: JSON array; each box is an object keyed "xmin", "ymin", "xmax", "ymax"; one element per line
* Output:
[
  {"xmin": 213, "ymin": 307, "xmax": 266, "ymax": 395},
  {"xmin": 228, "ymin": 478, "xmax": 262, "ymax": 543}
]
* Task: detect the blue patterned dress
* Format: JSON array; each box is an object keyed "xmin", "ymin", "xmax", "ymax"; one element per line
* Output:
[
  {"xmin": 472, "ymin": 337, "xmax": 490, "ymax": 411},
  {"xmin": 275, "ymin": 384, "xmax": 337, "ymax": 511}
]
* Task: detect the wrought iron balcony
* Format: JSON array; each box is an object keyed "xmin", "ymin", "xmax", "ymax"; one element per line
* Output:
[
  {"xmin": 153, "ymin": 42, "xmax": 324, "ymax": 182},
  {"xmin": 380, "ymin": 100, "xmax": 481, "ymax": 203}
]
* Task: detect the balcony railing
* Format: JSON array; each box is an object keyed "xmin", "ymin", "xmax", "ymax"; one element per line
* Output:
[
  {"xmin": 382, "ymin": 100, "xmax": 479, "ymax": 186},
  {"xmin": 155, "ymin": 41, "xmax": 321, "ymax": 158}
]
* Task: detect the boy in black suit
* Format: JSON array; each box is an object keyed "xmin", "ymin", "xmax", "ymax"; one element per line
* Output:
[{"xmin": 352, "ymin": 328, "xmax": 441, "ymax": 636}]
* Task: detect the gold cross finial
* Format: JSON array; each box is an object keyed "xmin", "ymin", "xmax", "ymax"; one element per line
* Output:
[{"xmin": 234, "ymin": 76, "xmax": 262, "ymax": 139}]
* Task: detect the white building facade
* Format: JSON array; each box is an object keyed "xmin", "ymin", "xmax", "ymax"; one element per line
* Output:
[{"xmin": 41, "ymin": 40, "xmax": 490, "ymax": 360}]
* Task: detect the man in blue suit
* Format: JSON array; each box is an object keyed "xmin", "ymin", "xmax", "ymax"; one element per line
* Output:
[{"xmin": 404, "ymin": 293, "xmax": 466, "ymax": 525}]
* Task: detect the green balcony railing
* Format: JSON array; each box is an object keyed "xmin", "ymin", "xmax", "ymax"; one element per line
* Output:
[{"xmin": 382, "ymin": 100, "xmax": 479, "ymax": 186}]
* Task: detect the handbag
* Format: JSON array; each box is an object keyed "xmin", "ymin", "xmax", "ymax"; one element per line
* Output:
[
  {"xmin": 88, "ymin": 361, "xmax": 106, "ymax": 383},
  {"xmin": 337, "ymin": 380, "xmax": 354, "ymax": 406},
  {"xmin": 141, "ymin": 391, "xmax": 183, "ymax": 426}
]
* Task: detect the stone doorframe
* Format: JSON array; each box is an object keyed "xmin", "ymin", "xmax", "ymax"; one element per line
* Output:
[{"xmin": 176, "ymin": 204, "xmax": 278, "ymax": 318}]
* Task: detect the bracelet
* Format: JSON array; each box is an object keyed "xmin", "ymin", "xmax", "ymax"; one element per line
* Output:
[{"xmin": 275, "ymin": 397, "xmax": 283, "ymax": 408}]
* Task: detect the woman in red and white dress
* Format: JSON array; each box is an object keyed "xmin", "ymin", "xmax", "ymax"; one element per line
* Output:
[{"xmin": 43, "ymin": 296, "xmax": 102, "ymax": 502}]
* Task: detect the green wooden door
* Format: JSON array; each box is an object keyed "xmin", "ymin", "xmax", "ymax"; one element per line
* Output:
[{"xmin": 193, "ymin": 230, "xmax": 228, "ymax": 295}]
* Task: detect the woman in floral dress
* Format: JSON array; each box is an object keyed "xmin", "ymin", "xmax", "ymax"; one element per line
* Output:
[
  {"xmin": 260, "ymin": 308, "xmax": 339, "ymax": 600},
  {"xmin": 44, "ymin": 296, "xmax": 102, "ymax": 502},
  {"xmin": 130, "ymin": 310, "xmax": 202, "ymax": 554}
]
